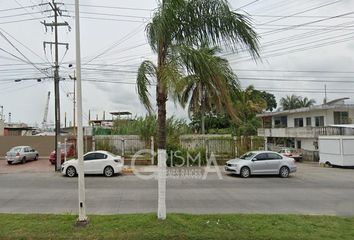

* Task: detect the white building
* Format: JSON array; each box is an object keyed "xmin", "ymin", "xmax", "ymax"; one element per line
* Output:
[{"xmin": 257, "ymin": 98, "xmax": 354, "ymax": 152}]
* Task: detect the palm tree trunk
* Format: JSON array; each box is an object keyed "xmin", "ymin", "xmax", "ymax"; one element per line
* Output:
[
  {"xmin": 200, "ymin": 83, "xmax": 206, "ymax": 135},
  {"xmin": 156, "ymin": 38, "xmax": 167, "ymax": 220}
]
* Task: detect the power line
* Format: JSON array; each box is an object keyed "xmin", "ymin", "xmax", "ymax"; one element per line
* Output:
[
  {"xmin": 0, "ymin": 17, "xmax": 44, "ymax": 25},
  {"xmin": 0, "ymin": 11, "xmax": 43, "ymax": 19},
  {"xmin": 65, "ymin": 3, "xmax": 152, "ymax": 12},
  {"xmin": 82, "ymin": 21, "xmax": 147, "ymax": 64},
  {"xmin": 259, "ymin": 0, "xmax": 342, "ymax": 25},
  {"xmin": 236, "ymin": 0, "xmax": 262, "ymax": 10},
  {"xmin": 0, "ymin": 5, "xmax": 38, "ymax": 12},
  {"xmin": 67, "ymin": 10, "xmax": 149, "ymax": 19},
  {"xmin": 0, "ymin": 27, "xmax": 49, "ymax": 64},
  {"xmin": 0, "ymin": 30, "xmax": 50, "ymax": 76}
]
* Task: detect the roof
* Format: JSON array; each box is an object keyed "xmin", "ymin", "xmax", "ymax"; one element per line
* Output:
[
  {"xmin": 5, "ymin": 126, "xmax": 34, "ymax": 130},
  {"xmin": 257, "ymin": 104, "xmax": 354, "ymax": 118},
  {"xmin": 110, "ymin": 111, "xmax": 132, "ymax": 116},
  {"xmin": 89, "ymin": 120, "xmax": 113, "ymax": 123}
]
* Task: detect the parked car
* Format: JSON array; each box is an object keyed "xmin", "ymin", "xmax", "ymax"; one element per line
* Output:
[
  {"xmin": 49, "ymin": 143, "xmax": 75, "ymax": 165},
  {"xmin": 61, "ymin": 151, "xmax": 123, "ymax": 177},
  {"xmin": 278, "ymin": 148, "xmax": 303, "ymax": 161},
  {"xmin": 225, "ymin": 151, "xmax": 297, "ymax": 178},
  {"xmin": 6, "ymin": 146, "xmax": 39, "ymax": 164}
]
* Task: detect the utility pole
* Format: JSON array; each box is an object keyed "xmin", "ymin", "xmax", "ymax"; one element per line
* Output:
[
  {"xmin": 75, "ymin": 0, "xmax": 88, "ymax": 224},
  {"xmin": 69, "ymin": 72, "xmax": 76, "ymax": 138},
  {"xmin": 0, "ymin": 106, "xmax": 3, "ymax": 121},
  {"xmin": 41, "ymin": 0, "xmax": 70, "ymax": 172}
]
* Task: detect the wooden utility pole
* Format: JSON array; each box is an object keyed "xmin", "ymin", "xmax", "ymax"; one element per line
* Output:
[{"xmin": 41, "ymin": 0, "xmax": 69, "ymax": 171}]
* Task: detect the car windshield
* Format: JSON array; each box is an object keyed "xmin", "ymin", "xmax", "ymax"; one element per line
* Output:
[
  {"xmin": 10, "ymin": 147, "xmax": 22, "ymax": 152},
  {"xmin": 240, "ymin": 152, "xmax": 256, "ymax": 160}
]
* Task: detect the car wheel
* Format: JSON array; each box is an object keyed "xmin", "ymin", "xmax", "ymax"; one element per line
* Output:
[
  {"xmin": 34, "ymin": 154, "xmax": 39, "ymax": 160},
  {"xmin": 66, "ymin": 166, "xmax": 76, "ymax": 177},
  {"xmin": 325, "ymin": 162, "xmax": 332, "ymax": 168},
  {"xmin": 104, "ymin": 166, "xmax": 114, "ymax": 177},
  {"xmin": 7, "ymin": 161, "xmax": 12, "ymax": 165},
  {"xmin": 279, "ymin": 166, "xmax": 290, "ymax": 178},
  {"xmin": 21, "ymin": 157, "xmax": 26, "ymax": 164},
  {"xmin": 240, "ymin": 167, "xmax": 251, "ymax": 178}
]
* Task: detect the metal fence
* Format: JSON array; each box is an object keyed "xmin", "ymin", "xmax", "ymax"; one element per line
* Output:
[
  {"xmin": 93, "ymin": 134, "xmax": 265, "ymax": 161},
  {"xmin": 94, "ymin": 135, "xmax": 149, "ymax": 156},
  {"xmin": 180, "ymin": 135, "xmax": 265, "ymax": 159}
]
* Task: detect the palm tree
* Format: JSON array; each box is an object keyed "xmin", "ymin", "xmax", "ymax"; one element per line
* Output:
[
  {"xmin": 233, "ymin": 86, "xmax": 266, "ymax": 135},
  {"xmin": 280, "ymin": 95, "xmax": 301, "ymax": 110},
  {"xmin": 280, "ymin": 95, "xmax": 316, "ymax": 110},
  {"xmin": 136, "ymin": 0, "xmax": 259, "ymax": 219},
  {"xmin": 178, "ymin": 45, "xmax": 240, "ymax": 134},
  {"xmin": 298, "ymin": 97, "xmax": 316, "ymax": 108}
]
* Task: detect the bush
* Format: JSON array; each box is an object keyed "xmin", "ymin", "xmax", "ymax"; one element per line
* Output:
[
  {"xmin": 96, "ymin": 138, "xmax": 116, "ymax": 153},
  {"xmin": 166, "ymin": 145, "xmax": 206, "ymax": 167}
]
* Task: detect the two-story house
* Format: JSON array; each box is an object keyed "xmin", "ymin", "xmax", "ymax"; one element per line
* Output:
[{"xmin": 257, "ymin": 98, "xmax": 354, "ymax": 152}]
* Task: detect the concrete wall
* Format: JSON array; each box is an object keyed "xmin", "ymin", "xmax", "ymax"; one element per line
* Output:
[
  {"xmin": 295, "ymin": 138, "xmax": 316, "ymax": 151},
  {"xmin": 0, "ymin": 136, "xmax": 67, "ymax": 157},
  {"xmin": 286, "ymin": 108, "xmax": 354, "ymax": 128}
]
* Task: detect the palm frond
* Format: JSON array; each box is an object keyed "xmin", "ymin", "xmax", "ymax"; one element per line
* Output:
[
  {"xmin": 147, "ymin": 0, "xmax": 260, "ymax": 59},
  {"xmin": 174, "ymin": 44, "xmax": 241, "ymax": 123},
  {"xmin": 136, "ymin": 60, "xmax": 157, "ymax": 114}
]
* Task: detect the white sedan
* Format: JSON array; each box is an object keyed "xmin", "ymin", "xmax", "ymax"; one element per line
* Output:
[{"xmin": 61, "ymin": 151, "xmax": 123, "ymax": 177}]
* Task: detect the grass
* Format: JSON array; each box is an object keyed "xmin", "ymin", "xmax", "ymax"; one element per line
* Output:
[{"xmin": 0, "ymin": 213, "xmax": 353, "ymax": 240}]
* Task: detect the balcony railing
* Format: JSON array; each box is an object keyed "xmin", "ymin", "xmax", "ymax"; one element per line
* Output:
[{"xmin": 258, "ymin": 127, "xmax": 343, "ymax": 138}]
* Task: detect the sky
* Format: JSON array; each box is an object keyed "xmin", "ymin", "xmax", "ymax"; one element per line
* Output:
[{"xmin": 1, "ymin": 0, "xmax": 354, "ymax": 127}]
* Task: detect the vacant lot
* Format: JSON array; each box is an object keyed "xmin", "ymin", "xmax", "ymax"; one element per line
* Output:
[{"xmin": 0, "ymin": 213, "xmax": 353, "ymax": 240}]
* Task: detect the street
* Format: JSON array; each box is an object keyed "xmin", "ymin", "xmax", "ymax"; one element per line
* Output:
[{"xmin": 0, "ymin": 162, "xmax": 353, "ymax": 216}]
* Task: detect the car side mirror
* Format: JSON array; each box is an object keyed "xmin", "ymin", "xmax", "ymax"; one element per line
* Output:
[{"xmin": 252, "ymin": 157, "xmax": 257, "ymax": 161}]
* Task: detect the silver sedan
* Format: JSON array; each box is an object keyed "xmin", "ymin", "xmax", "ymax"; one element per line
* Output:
[
  {"xmin": 6, "ymin": 146, "xmax": 39, "ymax": 164},
  {"xmin": 225, "ymin": 151, "xmax": 297, "ymax": 178}
]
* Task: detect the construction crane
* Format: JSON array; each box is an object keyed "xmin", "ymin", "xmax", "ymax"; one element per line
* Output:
[{"xmin": 42, "ymin": 91, "xmax": 51, "ymax": 130}]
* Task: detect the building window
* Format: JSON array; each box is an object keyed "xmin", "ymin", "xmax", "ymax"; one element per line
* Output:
[
  {"xmin": 274, "ymin": 116, "xmax": 287, "ymax": 128},
  {"xmin": 262, "ymin": 117, "xmax": 272, "ymax": 128},
  {"xmin": 306, "ymin": 117, "xmax": 312, "ymax": 126},
  {"xmin": 334, "ymin": 112, "xmax": 349, "ymax": 124},
  {"xmin": 294, "ymin": 118, "xmax": 304, "ymax": 127},
  {"xmin": 315, "ymin": 116, "xmax": 324, "ymax": 127}
]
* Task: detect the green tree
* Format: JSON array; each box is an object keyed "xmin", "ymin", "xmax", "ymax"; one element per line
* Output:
[
  {"xmin": 137, "ymin": 0, "xmax": 259, "ymax": 149},
  {"xmin": 177, "ymin": 45, "xmax": 240, "ymax": 134},
  {"xmin": 280, "ymin": 95, "xmax": 316, "ymax": 110},
  {"xmin": 298, "ymin": 97, "xmax": 316, "ymax": 108},
  {"xmin": 233, "ymin": 86, "xmax": 266, "ymax": 136},
  {"xmin": 136, "ymin": 0, "xmax": 259, "ymax": 219},
  {"xmin": 257, "ymin": 90, "xmax": 277, "ymax": 111}
]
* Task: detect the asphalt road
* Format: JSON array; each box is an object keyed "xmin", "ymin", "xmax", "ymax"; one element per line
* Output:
[{"xmin": 0, "ymin": 164, "xmax": 353, "ymax": 216}]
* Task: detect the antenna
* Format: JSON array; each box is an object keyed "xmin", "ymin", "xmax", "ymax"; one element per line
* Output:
[{"xmin": 324, "ymin": 84, "xmax": 327, "ymax": 104}]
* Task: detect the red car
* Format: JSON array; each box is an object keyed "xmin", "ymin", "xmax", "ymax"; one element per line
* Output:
[
  {"xmin": 49, "ymin": 143, "xmax": 75, "ymax": 164},
  {"xmin": 278, "ymin": 148, "xmax": 303, "ymax": 161}
]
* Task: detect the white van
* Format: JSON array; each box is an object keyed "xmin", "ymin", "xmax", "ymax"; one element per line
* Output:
[{"xmin": 319, "ymin": 136, "xmax": 354, "ymax": 167}]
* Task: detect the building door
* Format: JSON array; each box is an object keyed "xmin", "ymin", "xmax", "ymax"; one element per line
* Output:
[{"xmin": 296, "ymin": 140, "xmax": 301, "ymax": 149}]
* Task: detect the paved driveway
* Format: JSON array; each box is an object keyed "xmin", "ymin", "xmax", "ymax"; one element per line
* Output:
[
  {"xmin": 0, "ymin": 158, "xmax": 53, "ymax": 173},
  {"xmin": 0, "ymin": 163, "xmax": 353, "ymax": 216}
]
